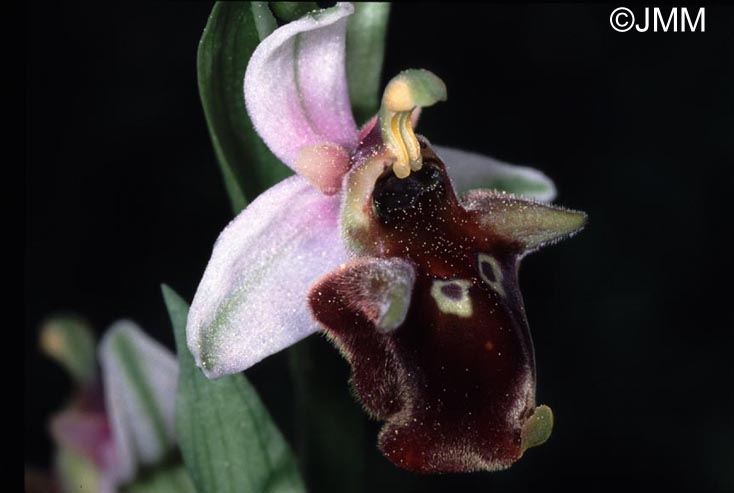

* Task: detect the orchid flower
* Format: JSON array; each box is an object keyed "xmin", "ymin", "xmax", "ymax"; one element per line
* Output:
[
  {"xmin": 41, "ymin": 318, "xmax": 193, "ymax": 492},
  {"xmin": 187, "ymin": 2, "xmax": 586, "ymax": 473}
]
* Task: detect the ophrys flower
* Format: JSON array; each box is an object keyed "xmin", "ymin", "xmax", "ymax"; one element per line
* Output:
[{"xmin": 187, "ymin": 2, "xmax": 586, "ymax": 473}]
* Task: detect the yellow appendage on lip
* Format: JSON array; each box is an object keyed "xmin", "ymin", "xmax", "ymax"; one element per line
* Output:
[{"xmin": 379, "ymin": 69, "xmax": 447, "ymax": 179}]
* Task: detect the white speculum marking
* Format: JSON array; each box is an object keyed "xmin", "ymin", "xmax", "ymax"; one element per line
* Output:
[
  {"xmin": 478, "ymin": 253, "xmax": 506, "ymax": 297},
  {"xmin": 430, "ymin": 279, "xmax": 473, "ymax": 318}
]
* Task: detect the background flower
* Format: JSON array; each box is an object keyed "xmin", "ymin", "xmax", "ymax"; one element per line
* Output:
[{"xmin": 39, "ymin": 317, "xmax": 193, "ymax": 493}]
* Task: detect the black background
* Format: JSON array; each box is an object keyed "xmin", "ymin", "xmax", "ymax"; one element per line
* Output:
[{"xmin": 26, "ymin": 3, "xmax": 734, "ymax": 492}]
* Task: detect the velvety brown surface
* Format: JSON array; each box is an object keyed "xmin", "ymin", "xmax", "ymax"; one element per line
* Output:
[{"xmin": 311, "ymin": 141, "xmax": 541, "ymax": 472}]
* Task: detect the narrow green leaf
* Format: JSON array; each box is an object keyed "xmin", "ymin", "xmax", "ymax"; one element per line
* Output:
[
  {"xmin": 269, "ymin": 2, "xmax": 319, "ymax": 22},
  {"xmin": 162, "ymin": 285, "xmax": 305, "ymax": 493},
  {"xmin": 198, "ymin": 2, "xmax": 292, "ymax": 213},
  {"xmin": 251, "ymin": 1, "xmax": 278, "ymax": 39},
  {"xmin": 346, "ymin": 2, "xmax": 391, "ymax": 124}
]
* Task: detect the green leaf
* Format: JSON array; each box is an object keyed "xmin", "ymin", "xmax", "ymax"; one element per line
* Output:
[
  {"xmin": 198, "ymin": 2, "xmax": 292, "ymax": 213},
  {"xmin": 162, "ymin": 285, "xmax": 305, "ymax": 493},
  {"xmin": 346, "ymin": 2, "xmax": 391, "ymax": 124},
  {"xmin": 269, "ymin": 2, "xmax": 318, "ymax": 21}
]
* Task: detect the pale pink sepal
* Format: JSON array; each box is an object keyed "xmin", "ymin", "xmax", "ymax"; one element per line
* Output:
[
  {"xmin": 187, "ymin": 175, "xmax": 348, "ymax": 378},
  {"xmin": 245, "ymin": 3, "xmax": 358, "ymax": 172}
]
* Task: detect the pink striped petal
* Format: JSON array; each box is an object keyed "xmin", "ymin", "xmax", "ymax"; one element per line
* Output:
[
  {"xmin": 245, "ymin": 3, "xmax": 358, "ymax": 176},
  {"xmin": 187, "ymin": 175, "xmax": 348, "ymax": 378}
]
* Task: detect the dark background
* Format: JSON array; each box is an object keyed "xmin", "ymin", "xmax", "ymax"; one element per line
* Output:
[{"xmin": 26, "ymin": 3, "xmax": 734, "ymax": 492}]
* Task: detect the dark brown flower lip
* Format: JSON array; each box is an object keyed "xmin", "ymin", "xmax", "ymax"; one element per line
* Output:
[{"xmin": 311, "ymin": 141, "xmax": 556, "ymax": 472}]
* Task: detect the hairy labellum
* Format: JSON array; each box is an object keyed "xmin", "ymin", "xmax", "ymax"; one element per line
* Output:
[{"xmin": 309, "ymin": 129, "xmax": 585, "ymax": 472}]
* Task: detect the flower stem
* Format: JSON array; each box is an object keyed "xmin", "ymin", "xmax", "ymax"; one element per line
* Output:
[{"xmin": 287, "ymin": 336, "xmax": 367, "ymax": 493}]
